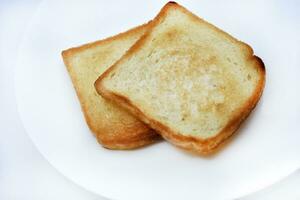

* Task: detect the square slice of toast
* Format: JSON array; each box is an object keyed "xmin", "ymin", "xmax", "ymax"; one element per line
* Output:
[
  {"xmin": 62, "ymin": 24, "xmax": 159, "ymax": 150},
  {"xmin": 95, "ymin": 2, "xmax": 265, "ymax": 154}
]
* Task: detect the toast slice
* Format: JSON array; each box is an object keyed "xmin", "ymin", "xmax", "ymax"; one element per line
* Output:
[
  {"xmin": 62, "ymin": 24, "xmax": 159, "ymax": 150},
  {"xmin": 95, "ymin": 2, "xmax": 265, "ymax": 154}
]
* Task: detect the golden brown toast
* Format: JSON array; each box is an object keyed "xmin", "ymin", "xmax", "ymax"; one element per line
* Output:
[
  {"xmin": 62, "ymin": 24, "xmax": 159, "ymax": 150},
  {"xmin": 95, "ymin": 2, "xmax": 265, "ymax": 154}
]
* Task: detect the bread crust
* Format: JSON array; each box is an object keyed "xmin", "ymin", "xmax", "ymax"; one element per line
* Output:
[
  {"xmin": 95, "ymin": 2, "xmax": 265, "ymax": 154},
  {"xmin": 62, "ymin": 23, "xmax": 160, "ymax": 150}
]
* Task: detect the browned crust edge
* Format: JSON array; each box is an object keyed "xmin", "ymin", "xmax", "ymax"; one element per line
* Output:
[
  {"xmin": 95, "ymin": 2, "xmax": 266, "ymax": 154},
  {"xmin": 99, "ymin": 128, "xmax": 159, "ymax": 150},
  {"xmin": 61, "ymin": 23, "xmax": 160, "ymax": 150},
  {"xmin": 61, "ymin": 23, "xmax": 149, "ymax": 57}
]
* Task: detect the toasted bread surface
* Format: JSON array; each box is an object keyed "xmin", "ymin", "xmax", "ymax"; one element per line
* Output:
[
  {"xmin": 62, "ymin": 24, "xmax": 159, "ymax": 150},
  {"xmin": 95, "ymin": 2, "xmax": 265, "ymax": 154}
]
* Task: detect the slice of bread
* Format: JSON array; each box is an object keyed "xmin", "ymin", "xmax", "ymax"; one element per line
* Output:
[
  {"xmin": 62, "ymin": 24, "xmax": 159, "ymax": 150},
  {"xmin": 95, "ymin": 2, "xmax": 265, "ymax": 154}
]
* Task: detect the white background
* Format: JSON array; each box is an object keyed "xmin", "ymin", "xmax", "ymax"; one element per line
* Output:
[{"xmin": 0, "ymin": 1, "xmax": 299, "ymax": 200}]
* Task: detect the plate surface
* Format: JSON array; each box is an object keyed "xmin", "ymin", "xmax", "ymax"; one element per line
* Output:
[{"xmin": 15, "ymin": 0, "xmax": 300, "ymax": 199}]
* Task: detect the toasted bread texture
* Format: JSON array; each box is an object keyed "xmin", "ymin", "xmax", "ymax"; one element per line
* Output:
[
  {"xmin": 62, "ymin": 24, "xmax": 159, "ymax": 150},
  {"xmin": 95, "ymin": 2, "xmax": 265, "ymax": 154}
]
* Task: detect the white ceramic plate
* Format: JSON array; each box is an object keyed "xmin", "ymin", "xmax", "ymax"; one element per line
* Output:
[{"xmin": 15, "ymin": 0, "xmax": 300, "ymax": 199}]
